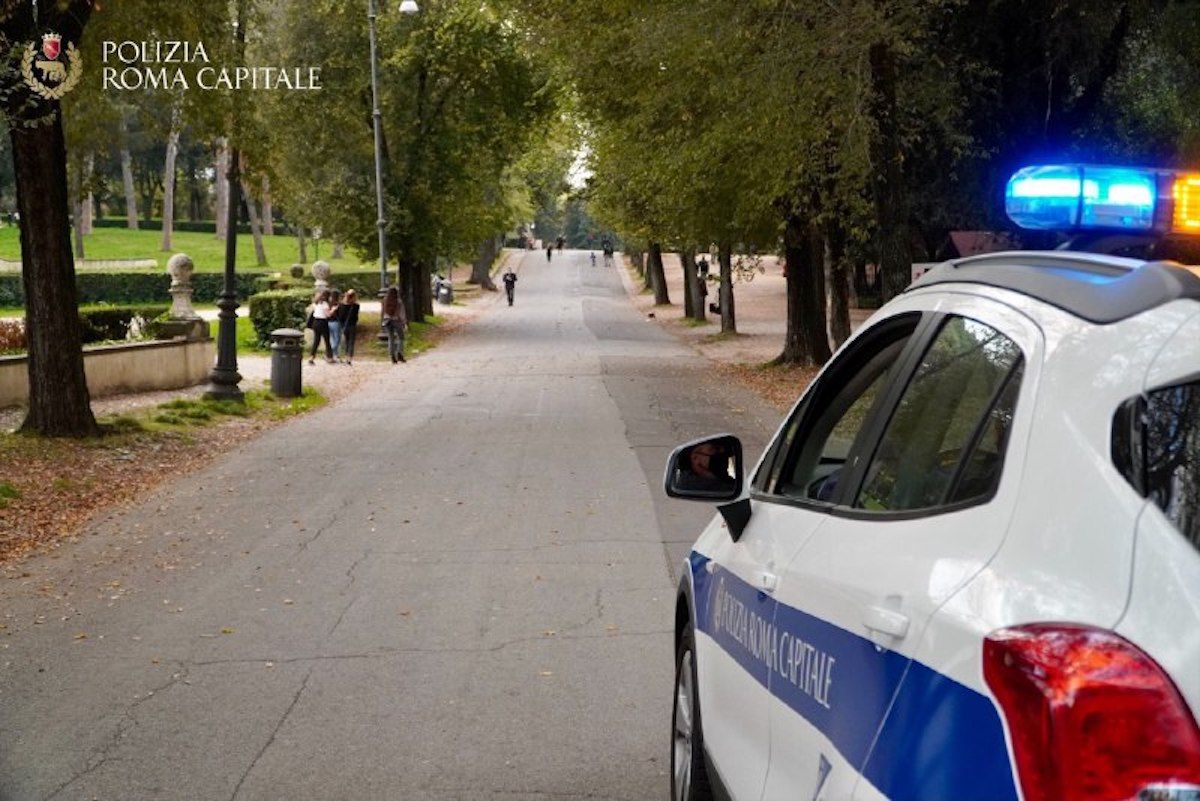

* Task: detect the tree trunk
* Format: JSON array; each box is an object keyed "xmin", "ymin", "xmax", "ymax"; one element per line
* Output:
[
  {"xmin": 470, "ymin": 237, "xmax": 499, "ymax": 290},
  {"xmin": 825, "ymin": 222, "xmax": 852, "ymax": 350},
  {"xmin": 241, "ymin": 180, "xmax": 268, "ymax": 266},
  {"xmin": 648, "ymin": 242, "xmax": 669, "ymax": 305},
  {"xmin": 628, "ymin": 250, "xmax": 643, "ymax": 278},
  {"xmin": 776, "ymin": 214, "xmax": 831, "ymax": 366},
  {"xmin": 297, "ymin": 226, "xmax": 308, "ymax": 264},
  {"xmin": 686, "ymin": 250, "xmax": 706, "ymax": 322},
  {"xmin": 71, "ymin": 158, "xmax": 85, "ymax": 260},
  {"xmin": 680, "ymin": 248, "xmax": 696, "ymax": 319},
  {"xmin": 868, "ymin": 42, "xmax": 913, "ymax": 302},
  {"xmin": 718, "ymin": 242, "xmax": 736, "ymax": 334},
  {"xmin": 418, "ymin": 259, "xmax": 433, "ymax": 318},
  {"xmin": 82, "ymin": 154, "xmax": 94, "ymax": 235},
  {"xmin": 400, "ymin": 256, "xmax": 419, "ymax": 323},
  {"xmin": 119, "ymin": 119, "xmax": 139, "ymax": 231},
  {"xmin": 10, "ymin": 119, "xmax": 98, "ymax": 436},
  {"xmin": 72, "ymin": 197, "xmax": 85, "ymax": 259},
  {"xmin": 261, "ymin": 176, "xmax": 273, "ymax": 236},
  {"xmin": 214, "ymin": 139, "xmax": 229, "ymax": 239},
  {"xmin": 160, "ymin": 126, "xmax": 180, "ymax": 252}
]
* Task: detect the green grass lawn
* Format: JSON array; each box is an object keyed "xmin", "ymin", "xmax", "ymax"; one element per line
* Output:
[{"xmin": 0, "ymin": 225, "xmax": 367, "ymax": 274}]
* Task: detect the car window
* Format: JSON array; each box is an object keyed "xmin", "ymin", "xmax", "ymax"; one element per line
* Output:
[
  {"xmin": 774, "ymin": 337, "xmax": 911, "ymax": 503},
  {"xmin": 1117, "ymin": 380, "xmax": 1200, "ymax": 548},
  {"xmin": 854, "ymin": 316, "xmax": 1023, "ymax": 513}
]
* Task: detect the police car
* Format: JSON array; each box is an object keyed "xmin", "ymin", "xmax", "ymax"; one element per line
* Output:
[{"xmin": 665, "ymin": 164, "xmax": 1200, "ymax": 801}]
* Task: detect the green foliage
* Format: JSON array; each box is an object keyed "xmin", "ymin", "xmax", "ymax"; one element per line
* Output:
[
  {"xmin": 107, "ymin": 387, "xmax": 326, "ymax": 434},
  {"xmin": 247, "ymin": 288, "xmax": 311, "ymax": 347},
  {"xmin": 266, "ymin": 0, "xmax": 564, "ymax": 274}
]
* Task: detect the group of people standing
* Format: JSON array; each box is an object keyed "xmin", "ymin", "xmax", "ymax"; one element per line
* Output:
[{"xmin": 307, "ymin": 287, "xmax": 409, "ymax": 366}]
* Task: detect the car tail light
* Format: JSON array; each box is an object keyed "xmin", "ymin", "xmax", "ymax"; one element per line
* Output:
[{"xmin": 983, "ymin": 624, "xmax": 1200, "ymax": 801}]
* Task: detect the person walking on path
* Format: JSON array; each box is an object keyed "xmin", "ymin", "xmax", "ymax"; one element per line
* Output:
[
  {"xmin": 382, "ymin": 286, "xmax": 408, "ymax": 364},
  {"xmin": 502, "ymin": 268, "xmax": 518, "ymax": 306},
  {"xmin": 546, "ymin": 245, "xmax": 553, "ymax": 263},
  {"xmin": 327, "ymin": 289, "xmax": 344, "ymax": 362},
  {"xmin": 339, "ymin": 289, "xmax": 360, "ymax": 365},
  {"xmin": 308, "ymin": 290, "xmax": 334, "ymax": 365}
]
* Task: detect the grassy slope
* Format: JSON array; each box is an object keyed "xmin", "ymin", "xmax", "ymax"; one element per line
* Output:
[{"xmin": 0, "ymin": 225, "xmax": 366, "ymax": 273}]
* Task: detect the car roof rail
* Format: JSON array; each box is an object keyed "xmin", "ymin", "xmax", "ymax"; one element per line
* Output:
[{"xmin": 908, "ymin": 251, "xmax": 1200, "ymax": 324}]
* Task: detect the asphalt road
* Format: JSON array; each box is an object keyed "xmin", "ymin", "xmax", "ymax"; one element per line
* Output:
[{"xmin": 0, "ymin": 250, "xmax": 782, "ymax": 801}]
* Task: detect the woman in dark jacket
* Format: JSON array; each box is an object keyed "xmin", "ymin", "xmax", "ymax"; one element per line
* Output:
[
  {"xmin": 339, "ymin": 289, "xmax": 361, "ymax": 365},
  {"xmin": 381, "ymin": 286, "xmax": 408, "ymax": 364}
]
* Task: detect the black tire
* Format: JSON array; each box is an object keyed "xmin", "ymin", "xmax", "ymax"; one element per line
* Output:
[{"xmin": 672, "ymin": 626, "xmax": 713, "ymax": 801}]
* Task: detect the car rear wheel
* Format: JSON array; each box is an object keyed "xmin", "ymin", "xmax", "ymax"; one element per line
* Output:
[{"xmin": 672, "ymin": 626, "xmax": 713, "ymax": 801}]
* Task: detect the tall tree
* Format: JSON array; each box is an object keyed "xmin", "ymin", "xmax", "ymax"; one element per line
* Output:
[{"xmin": 0, "ymin": 0, "xmax": 98, "ymax": 436}]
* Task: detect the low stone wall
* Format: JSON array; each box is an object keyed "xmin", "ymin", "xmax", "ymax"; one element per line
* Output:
[
  {"xmin": 0, "ymin": 338, "xmax": 213, "ymax": 408},
  {"xmin": 0, "ymin": 258, "xmax": 158, "ymax": 271}
]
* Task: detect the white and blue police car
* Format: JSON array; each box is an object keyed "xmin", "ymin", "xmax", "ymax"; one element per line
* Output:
[{"xmin": 665, "ymin": 164, "xmax": 1200, "ymax": 801}]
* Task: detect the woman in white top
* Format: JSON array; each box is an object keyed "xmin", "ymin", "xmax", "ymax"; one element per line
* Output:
[{"xmin": 308, "ymin": 290, "xmax": 335, "ymax": 364}]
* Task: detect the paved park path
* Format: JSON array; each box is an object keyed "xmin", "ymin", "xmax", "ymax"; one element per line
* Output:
[{"xmin": 0, "ymin": 250, "xmax": 781, "ymax": 801}]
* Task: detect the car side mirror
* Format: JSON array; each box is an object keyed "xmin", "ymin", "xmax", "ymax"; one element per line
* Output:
[{"xmin": 664, "ymin": 434, "xmax": 744, "ymax": 502}]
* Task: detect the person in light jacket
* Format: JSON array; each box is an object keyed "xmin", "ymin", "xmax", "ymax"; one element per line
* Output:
[{"xmin": 308, "ymin": 290, "xmax": 334, "ymax": 365}]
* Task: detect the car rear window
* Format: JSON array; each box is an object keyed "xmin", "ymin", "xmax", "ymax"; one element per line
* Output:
[{"xmin": 1114, "ymin": 380, "xmax": 1200, "ymax": 549}]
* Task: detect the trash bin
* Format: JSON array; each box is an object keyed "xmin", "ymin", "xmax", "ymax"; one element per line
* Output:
[
  {"xmin": 436, "ymin": 280, "xmax": 454, "ymax": 305},
  {"xmin": 270, "ymin": 328, "xmax": 304, "ymax": 398}
]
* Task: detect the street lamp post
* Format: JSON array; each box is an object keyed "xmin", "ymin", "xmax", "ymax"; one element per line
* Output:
[
  {"xmin": 205, "ymin": 0, "xmax": 247, "ymax": 402},
  {"xmin": 368, "ymin": 0, "xmax": 419, "ymax": 296}
]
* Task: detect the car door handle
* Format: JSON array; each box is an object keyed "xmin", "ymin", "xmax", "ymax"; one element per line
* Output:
[
  {"xmin": 863, "ymin": 606, "xmax": 910, "ymax": 639},
  {"xmin": 758, "ymin": 572, "xmax": 778, "ymax": 594}
]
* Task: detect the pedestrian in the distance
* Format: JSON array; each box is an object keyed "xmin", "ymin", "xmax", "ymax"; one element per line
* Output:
[
  {"xmin": 327, "ymin": 289, "xmax": 343, "ymax": 362},
  {"xmin": 502, "ymin": 268, "xmax": 518, "ymax": 306},
  {"xmin": 546, "ymin": 245, "xmax": 553, "ymax": 263},
  {"xmin": 339, "ymin": 289, "xmax": 360, "ymax": 365},
  {"xmin": 382, "ymin": 286, "xmax": 408, "ymax": 364},
  {"xmin": 308, "ymin": 290, "xmax": 334, "ymax": 365}
]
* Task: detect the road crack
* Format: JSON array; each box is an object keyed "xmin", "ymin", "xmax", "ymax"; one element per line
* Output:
[{"xmin": 229, "ymin": 666, "xmax": 313, "ymax": 801}]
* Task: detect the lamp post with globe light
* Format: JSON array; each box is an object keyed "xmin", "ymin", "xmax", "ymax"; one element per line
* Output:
[{"xmin": 368, "ymin": 0, "xmax": 419, "ymax": 296}]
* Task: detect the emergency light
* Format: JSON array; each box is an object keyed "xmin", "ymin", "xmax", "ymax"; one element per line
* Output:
[{"xmin": 1006, "ymin": 164, "xmax": 1200, "ymax": 235}]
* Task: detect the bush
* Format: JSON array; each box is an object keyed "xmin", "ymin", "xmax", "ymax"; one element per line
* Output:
[
  {"xmin": 326, "ymin": 270, "xmax": 384, "ymax": 296},
  {"xmin": 0, "ymin": 319, "xmax": 25, "ymax": 352},
  {"xmin": 78, "ymin": 304, "xmax": 169, "ymax": 343},
  {"xmin": 93, "ymin": 218, "xmax": 255, "ymax": 235},
  {"xmin": 0, "ymin": 271, "xmax": 268, "ymax": 306},
  {"xmin": 248, "ymin": 289, "xmax": 311, "ymax": 347},
  {"xmin": 289, "ymin": 264, "xmax": 305, "ymax": 279}
]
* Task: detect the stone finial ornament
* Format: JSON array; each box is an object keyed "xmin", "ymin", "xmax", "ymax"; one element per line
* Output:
[
  {"xmin": 166, "ymin": 253, "xmax": 201, "ymax": 320},
  {"xmin": 312, "ymin": 260, "xmax": 332, "ymax": 292}
]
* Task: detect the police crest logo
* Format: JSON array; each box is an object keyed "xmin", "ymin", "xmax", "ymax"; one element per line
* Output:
[{"xmin": 21, "ymin": 32, "xmax": 83, "ymax": 100}]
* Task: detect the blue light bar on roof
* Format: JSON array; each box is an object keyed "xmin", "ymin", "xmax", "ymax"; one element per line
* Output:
[{"xmin": 1006, "ymin": 165, "xmax": 1158, "ymax": 232}]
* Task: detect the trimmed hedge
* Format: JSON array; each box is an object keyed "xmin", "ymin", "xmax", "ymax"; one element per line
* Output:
[
  {"xmin": 248, "ymin": 289, "xmax": 311, "ymax": 347},
  {"xmin": 0, "ymin": 304, "xmax": 169, "ymax": 353},
  {"xmin": 79, "ymin": 304, "xmax": 169, "ymax": 343},
  {"xmin": 326, "ymin": 270, "xmax": 385, "ymax": 296},
  {"xmin": 0, "ymin": 271, "xmax": 267, "ymax": 306},
  {"xmin": 246, "ymin": 269, "xmax": 385, "ymax": 298},
  {"xmin": 93, "ymin": 218, "xmax": 255, "ymax": 235}
]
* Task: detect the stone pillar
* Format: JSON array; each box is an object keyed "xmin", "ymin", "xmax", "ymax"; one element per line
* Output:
[
  {"xmin": 312, "ymin": 260, "xmax": 332, "ymax": 293},
  {"xmin": 157, "ymin": 253, "xmax": 210, "ymax": 341},
  {"xmin": 167, "ymin": 253, "xmax": 201, "ymax": 320}
]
